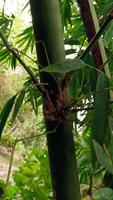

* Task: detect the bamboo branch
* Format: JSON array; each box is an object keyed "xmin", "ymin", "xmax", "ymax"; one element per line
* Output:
[
  {"xmin": 4, "ymin": 122, "xmax": 60, "ymax": 192},
  {"xmin": 70, "ymin": 106, "xmax": 94, "ymax": 113},
  {"xmin": 15, "ymin": 129, "xmax": 56, "ymax": 143},
  {"xmin": 67, "ymin": 86, "xmax": 113, "ymax": 113},
  {"xmin": 69, "ymin": 98, "xmax": 113, "ymax": 113},
  {"xmin": 0, "ymin": 29, "xmax": 39, "ymax": 86},
  {"xmin": 80, "ymin": 9, "xmax": 113, "ymax": 60},
  {"xmin": 100, "ymin": 53, "xmax": 113, "ymax": 70},
  {"xmin": 16, "ymin": 48, "xmax": 44, "ymax": 68}
]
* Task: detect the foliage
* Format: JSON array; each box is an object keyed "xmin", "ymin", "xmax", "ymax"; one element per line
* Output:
[
  {"xmin": 4, "ymin": 148, "xmax": 52, "ymax": 200},
  {"xmin": 93, "ymin": 135, "xmax": 113, "ymax": 174},
  {"xmin": 0, "ymin": 95, "xmax": 16, "ymax": 137},
  {"xmin": 76, "ymin": 132, "xmax": 92, "ymax": 185},
  {"xmin": 41, "ymin": 58, "xmax": 91, "ymax": 73},
  {"xmin": 1, "ymin": 0, "xmax": 113, "ymax": 199},
  {"xmin": 92, "ymin": 187, "xmax": 113, "ymax": 200}
]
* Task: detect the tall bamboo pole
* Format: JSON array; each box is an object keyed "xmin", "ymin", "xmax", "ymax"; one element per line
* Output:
[{"xmin": 29, "ymin": 0, "xmax": 81, "ymax": 199}]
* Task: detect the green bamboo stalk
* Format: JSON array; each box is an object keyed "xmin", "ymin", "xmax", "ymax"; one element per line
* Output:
[{"xmin": 29, "ymin": 0, "xmax": 81, "ymax": 199}]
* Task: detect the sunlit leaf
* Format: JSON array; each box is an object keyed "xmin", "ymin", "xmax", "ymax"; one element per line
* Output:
[
  {"xmin": 6, "ymin": 184, "xmax": 18, "ymax": 199},
  {"xmin": 16, "ymin": 26, "xmax": 34, "ymax": 53}
]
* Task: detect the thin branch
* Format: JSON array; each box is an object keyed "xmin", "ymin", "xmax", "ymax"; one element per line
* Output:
[
  {"xmin": 4, "ymin": 123, "xmax": 60, "ymax": 190},
  {"xmin": 69, "ymin": 94, "xmax": 113, "ymax": 114},
  {"xmin": 100, "ymin": 53, "xmax": 113, "ymax": 69},
  {"xmin": 5, "ymin": 141, "xmax": 16, "ymax": 188},
  {"xmin": 0, "ymin": 29, "xmax": 39, "ymax": 86},
  {"xmin": 80, "ymin": 9, "xmax": 113, "ymax": 59},
  {"xmin": 67, "ymin": 86, "xmax": 113, "ymax": 113},
  {"xmin": 16, "ymin": 129, "xmax": 56, "ymax": 143},
  {"xmin": 0, "ymin": 31, "xmax": 55, "ymax": 94},
  {"xmin": 77, "ymin": 37, "xmax": 86, "ymax": 56},
  {"xmin": 37, "ymin": 40, "xmax": 50, "ymax": 65},
  {"xmin": 16, "ymin": 48, "xmax": 44, "ymax": 68},
  {"xmin": 76, "ymin": 86, "xmax": 113, "ymax": 104},
  {"xmin": 70, "ymin": 106, "xmax": 94, "ymax": 113},
  {"xmin": 0, "ymin": 30, "xmax": 50, "ymax": 93},
  {"xmin": 73, "ymin": 51, "xmax": 113, "ymax": 100}
]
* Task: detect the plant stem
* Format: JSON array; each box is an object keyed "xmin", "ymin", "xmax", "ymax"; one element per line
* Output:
[
  {"xmin": 0, "ymin": 29, "xmax": 38, "ymax": 85},
  {"xmin": 29, "ymin": 0, "xmax": 81, "ymax": 199},
  {"xmin": 80, "ymin": 9, "xmax": 113, "ymax": 60}
]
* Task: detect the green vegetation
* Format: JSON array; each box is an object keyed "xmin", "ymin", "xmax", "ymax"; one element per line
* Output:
[{"xmin": 1, "ymin": 0, "xmax": 113, "ymax": 199}]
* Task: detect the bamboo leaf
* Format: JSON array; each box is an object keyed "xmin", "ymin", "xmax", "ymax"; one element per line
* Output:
[
  {"xmin": 65, "ymin": 0, "xmax": 72, "ymax": 25},
  {"xmin": 108, "ymin": 133, "xmax": 113, "ymax": 163},
  {"xmin": 12, "ymin": 90, "xmax": 25, "ymax": 123},
  {"xmin": 93, "ymin": 140, "xmax": 113, "ymax": 174},
  {"xmin": 16, "ymin": 26, "xmax": 34, "ymax": 52},
  {"xmin": 91, "ymin": 73, "xmax": 109, "ymax": 145},
  {"xmin": 93, "ymin": 187, "xmax": 113, "ymax": 200},
  {"xmin": 0, "ymin": 49, "xmax": 9, "ymax": 62},
  {"xmin": 41, "ymin": 59, "xmax": 90, "ymax": 73},
  {"xmin": 0, "ymin": 95, "xmax": 16, "ymax": 137},
  {"xmin": 1, "ymin": 20, "xmax": 10, "ymax": 34},
  {"xmin": 11, "ymin": 55, "xmax": 17, "ymax": 69}
]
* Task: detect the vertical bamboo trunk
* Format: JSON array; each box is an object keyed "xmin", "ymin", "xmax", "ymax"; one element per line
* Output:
[{"xmin": 29, "ymin": 0, "xmax": 80, "ymax": 199}]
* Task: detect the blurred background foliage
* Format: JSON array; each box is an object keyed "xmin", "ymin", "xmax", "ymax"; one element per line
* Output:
[{"xmin": 1, "ymin": 0, "xmax": 113, "ymax": 199}]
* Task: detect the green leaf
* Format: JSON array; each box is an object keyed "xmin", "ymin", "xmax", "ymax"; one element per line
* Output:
[
  {"xmin": 13, "ymin": 173, "xmax": 29, "ymax": 186},
  {"xmin": 6, "ymin": 184, "xmax": 18, "ymax": 199},
  {"xmin": 65, "ymin": 0, "xmax": 72, "ymax": 25},
  {"xmin": 0, "ymin": 95, "xmax": 16, "ymax": 137},
  {"xmin": 16, "ymin": 26, "xmax": 34, "ymax": 53},
  {"xmin": 41, "ymin": 59, "xmax": 90, "ymax": 73},
  {"xmin": 93, "ymin": 141, "xmax": 113, "ymax": 174},
  {"xmin": 12, "ymin": 90, "xmax": 25, "ymax": 122},
  {"xmin": 91, "ymin": 73, "xmax": 109, "ymax": 145},
  {"xmin": 64, "ymin": 38, "xmax": 80, "ymax": 45},
  {"xmin": 60, "ymin": 0, "xmax": 73, "ymax": 28},
  {"xmin": 1, "ymin": 20, "xmax": 10, "ymax": 34},
  {"xmin": 11, "ymin": 55, "xmax": 17, "ymax": 69},
  {"xmin": 93, "ymin": 187, "xmax": 113, "ymax": 200},
  {"xmin": 0, "ymin": 48, "xmax": 9, "ymax": 62},
  {"xmin": 108, "ymin": 133, "xmax": 113, "ymax": 162}
]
